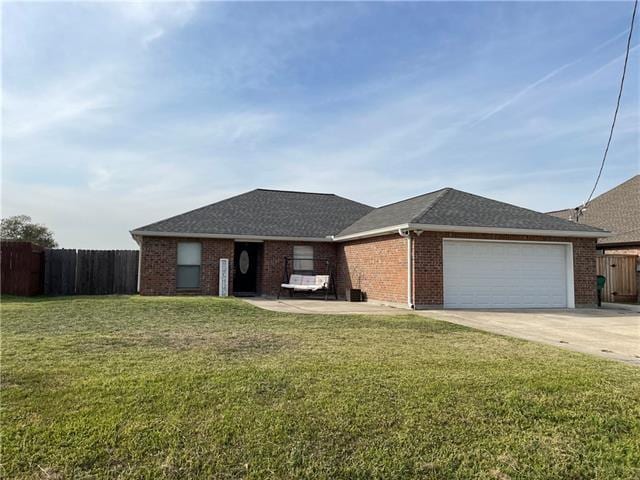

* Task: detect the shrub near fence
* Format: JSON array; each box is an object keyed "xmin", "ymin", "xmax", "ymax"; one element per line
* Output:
[{"xmin": 44, "ymin": 249, "xmax": 139, "ymax": 295}]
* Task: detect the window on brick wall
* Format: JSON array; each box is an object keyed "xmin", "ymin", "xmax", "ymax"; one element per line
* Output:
[
  {"xmin": 177, "ymin": 242, "xmax": 201, "ymax": 289},
  {"xmin": 293, "ymin": 245, "xmax": 314, "ymax": 273}
]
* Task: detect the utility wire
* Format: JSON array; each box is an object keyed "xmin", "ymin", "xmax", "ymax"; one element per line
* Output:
[{"xmin": 578, "ymin": 0, "xmax": 638, "ymax": 221}]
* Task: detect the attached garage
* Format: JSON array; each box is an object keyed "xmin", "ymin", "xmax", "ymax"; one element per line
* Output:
[{"xmin": 443, "ymin": 239, "xmax": 574, "ymax": 309}]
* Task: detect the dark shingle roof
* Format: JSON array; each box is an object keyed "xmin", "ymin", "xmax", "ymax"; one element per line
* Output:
[
  {"xmin": 338, "ymin": 188, "xmax": 606, "ymax": 237},
  {"xmin": 547, "ymin": 175, "xmax": 639, "ymax": 245},
  {"xmin": 134, "ymin": 189, "xmax": 373, "ymax": 238},
  {"xmin": 336, "ymin": 188, "xmax": 449, "ymax": 236}
]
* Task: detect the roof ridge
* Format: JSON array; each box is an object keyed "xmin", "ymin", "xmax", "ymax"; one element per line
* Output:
[
  {"xmin": 409, "ymin": 187, "xmax": 452, "ymax": 223},
  {"xmin": 374, "ymin": 186, "xmax": 450, "ymax": 209},
  {"xmin": 546, "ymin": 207, "xmax": 575, "ymax": 214},
  {"xmin": 256, "ymin": 188, "xmax": 335, "ymax": 196},
  {"xmin": 424, "ymin": 188, "xmax": 604, "ymax": 232}
]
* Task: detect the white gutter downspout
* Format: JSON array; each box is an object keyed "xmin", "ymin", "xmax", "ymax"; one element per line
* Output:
[{"xmin": 398, "ymin": 228, "xmax": 414, "ymax": 309}]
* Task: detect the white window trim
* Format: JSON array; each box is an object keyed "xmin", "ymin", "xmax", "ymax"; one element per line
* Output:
[{"xmin": 177, "ymin": 242, "xmax": 202, "ymax": 289}]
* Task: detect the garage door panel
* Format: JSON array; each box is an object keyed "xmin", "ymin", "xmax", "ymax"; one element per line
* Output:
[{"xmin": 443, "ymin": 240, "xmax": 568, "ymax": 308}]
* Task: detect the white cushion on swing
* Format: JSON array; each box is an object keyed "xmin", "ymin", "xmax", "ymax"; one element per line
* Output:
[{"xmin": 281, "ymin": 274, "xmax": 329, "ymax": 291}]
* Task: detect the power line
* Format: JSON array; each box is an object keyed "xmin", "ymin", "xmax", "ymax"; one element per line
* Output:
[{"xmin": 578, "ymin": 0, "xmax": 638, "ymax": 221}]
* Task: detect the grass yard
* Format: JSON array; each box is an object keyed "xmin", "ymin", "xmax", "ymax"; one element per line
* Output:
[{"xmin": 2, "ymin": 296, "xmax": 639, "ymax": 479}]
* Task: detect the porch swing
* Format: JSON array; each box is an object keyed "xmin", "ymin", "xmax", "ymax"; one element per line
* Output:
[{"xmin": 277, "ymin": 256, "xmax": 338, "ymax": 300}]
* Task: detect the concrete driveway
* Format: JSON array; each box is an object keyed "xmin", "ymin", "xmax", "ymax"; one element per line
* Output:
[
  {"xmin": 420, "ymin": 308, "xmax": 640, "ymax": 365},
  {"xmin": 244, "ymin": 298, "xmax": 639, "ymax": 365}
]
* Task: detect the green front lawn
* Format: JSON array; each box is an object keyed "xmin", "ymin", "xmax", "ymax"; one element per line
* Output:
[{"xmin": 2, "ymin": 296, "xmax": 639, "ymax": 479}]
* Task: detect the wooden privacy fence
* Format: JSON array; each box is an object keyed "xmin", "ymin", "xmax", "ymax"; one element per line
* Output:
[
  {"xmin": 0, "ymin": 241, "xmax": 45, "ymax": 296},
  {"xmin": 596, "ymin": 254, "xmax": 638, "ymax": 303},
  {"xmin": 44, "ymin": 249, "xmax": 139, "ymax": 295},
  {"xmin": 1, "ymin": 242, "xmax": 139, "ymax": 296},
  {"xmin": 44, "ymin": 249, "xmax": 77, "ymax": 295}
]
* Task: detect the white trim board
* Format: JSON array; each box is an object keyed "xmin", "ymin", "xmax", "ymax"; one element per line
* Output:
[
  {"xmin": 130, "ymin": 230, "xmax": 333, "ymax": 243},
  {"xmin": 333, "ymin": 223, "xmax": 608, "ymax": 242},
  {"xmin": 132, "ymin": 223, "xmax": 608, "ymax": 244}
]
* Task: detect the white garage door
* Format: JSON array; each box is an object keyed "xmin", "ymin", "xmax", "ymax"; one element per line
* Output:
[{"xmin": 443, "ymin": 240, "xmax": 570, "ymax": 308}]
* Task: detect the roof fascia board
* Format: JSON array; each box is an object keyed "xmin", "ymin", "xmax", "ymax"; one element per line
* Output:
[
  {"xmin": 332, "ymin": 224, "xmax": 411, "ymax": 241},
  {"xmin": 333, "ymin": 223, "xmax": 609, "ymax": 241},
  {"xmin": 130, "ymin": 230, "xmax": 334, "ymax": 243},
  {"xmin": 597, "ymin": 240, "xmax": 640, "ymax": 247},
  {"xmin": 407, "ymin": 223, "xmax": 610, "ymax": 238},
  {"xmin": 133, "ymin": 223, "xmax": 610, "ymax": 244}
]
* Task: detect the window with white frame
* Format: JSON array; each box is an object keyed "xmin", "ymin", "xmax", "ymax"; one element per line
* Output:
[
  {"xmin": 177, "ymin": 242, "xmax": 201, "ymax": 289},
  {"xmin": 293, "ymin": 245, "xmax": 314, "ymax": 273}
]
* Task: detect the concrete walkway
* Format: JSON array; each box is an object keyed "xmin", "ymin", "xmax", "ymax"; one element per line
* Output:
[
  {"xmin": 602, "ymin": 302, "xmax": 640, "ymax": 313},
  {"xmin": 243, "ymin": 298, "xmax": 640, "ymax": 365},
  {"xmin": 243, "ymin": 297, "xmax": 405, "ymax": 314}
]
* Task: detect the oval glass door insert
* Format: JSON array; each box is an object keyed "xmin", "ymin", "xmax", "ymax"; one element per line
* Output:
[{"xmin": 239, "ymin": 250, "xmax": 250, "ymax": 274}]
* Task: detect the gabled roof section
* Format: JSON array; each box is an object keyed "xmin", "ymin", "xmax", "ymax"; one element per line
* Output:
[
  {"xmin": 337, "ymin": 188, "xmax": 606, "ymax": 237},
  {"xmin": 133, "ymin": 189, "xmax": 373, "ymax": 239},
  {"xmin": 336, "ymin": 188, "xmax": 450, "ymax": 236},
  {"xmin": 547, "ymin": 175, "xmax": 639, "ymax": 245}
]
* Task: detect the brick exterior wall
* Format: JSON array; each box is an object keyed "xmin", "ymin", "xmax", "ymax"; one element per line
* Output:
[
  {"xmin": 140, "ymin": 232, "xmax": 597, "ymax": 307},
  {"xmin": 139, "ymin": 236, "xmax": 234, "ymax": 295},
  {"xmin": 336, "ymin": 235, "xmax": 408, "ymax": 304},
  {"xmin": 411, "ymin": 232, "xmax": 597, "ymax": 308},
  {"xmin": 259, "ymin": 241, "xmax": 337, "ymax": 296},
  {"xmin": 140, "ymin": 236, "xmax": 336, "ymax": 296}
]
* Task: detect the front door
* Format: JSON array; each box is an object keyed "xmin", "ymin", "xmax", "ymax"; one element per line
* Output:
[{"xmin": 233, "ymin": 242, "xmax": 259, "ymax": 295}]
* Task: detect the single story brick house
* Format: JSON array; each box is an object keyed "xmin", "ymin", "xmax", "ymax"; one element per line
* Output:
[{"xmin": 131, "ymin": 187, "xmax": 607, "ymax": 309}]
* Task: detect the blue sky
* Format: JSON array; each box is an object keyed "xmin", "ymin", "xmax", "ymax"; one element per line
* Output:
[{"xmin": 2, "ymin": 1, "xmax": 638, "ymax": 249}]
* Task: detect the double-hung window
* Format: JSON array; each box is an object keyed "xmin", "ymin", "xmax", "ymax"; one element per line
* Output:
[
  {"xmin": 177, "ymin": 242, "xmax": 201, "ymax": 289},
  {"xmin": 293, "ymin": 245, "xmax": 314, "ymax": 274}
]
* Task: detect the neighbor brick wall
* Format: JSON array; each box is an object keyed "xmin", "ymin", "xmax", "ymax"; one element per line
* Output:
[
  {"xmin": 260, "ymin": 241, "xmax": 337, "ymax": 296},
  {"xmin": 412, "ymin": 232, "xmax": 597, "ymax": 308},
  {"xmin": 336, "ymin": 234, "xmax": 407, "ymax": 304},
  {"xmin": 139, "ymin": 236, "xmax": 234, "ymax": 295}
]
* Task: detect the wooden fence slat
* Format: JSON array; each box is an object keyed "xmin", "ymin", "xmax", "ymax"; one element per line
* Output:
[
  {"xmin": 5, "ymin": 246, "xmax": 138, "ymax": 296},
  {"xmin": 596, "ymin": 254, "xmax": 637, "ymax": 303},
  {"xmin": 1, "ymin": 242, "xmax": 44, "ymax": 296},
  {"xmin": 41, "ymin": 248, "xmax": 139, "ymax": 296}
]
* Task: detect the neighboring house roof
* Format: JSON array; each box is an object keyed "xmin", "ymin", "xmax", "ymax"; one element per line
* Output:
[
  {"xmin": 547, "ymin": 175, "xmax": 639, "ymax": 246},
  {"xmin": 133, "ymin": 189, "xmax": 374, "ymax": 239},
  {"xmin": 336, "ymin": 188, "xmax": 605, "ymax": 238},
  {"xmin": 132, "ymin": 186, "xmax": 607, "ymax": 242}
]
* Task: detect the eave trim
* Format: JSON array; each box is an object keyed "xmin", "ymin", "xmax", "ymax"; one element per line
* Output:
[
  {"xmin": 130, "ymin": 230, "xmax": 334, "ymax": 243},
  {"xmin": 332, "ymin": 223, "xmax": 610, "ymax": 241}
]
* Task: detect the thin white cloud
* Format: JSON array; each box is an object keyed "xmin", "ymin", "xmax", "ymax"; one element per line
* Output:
[
  {"xmin": 3, "ymin": 69, "xmax": 116, "ymax": 139},
  {"xmin": 116, "ymin": 2, "xmax": 198, "ymax": 28},
  {"xmin": 576, "ymin": 44, "xmax": 640, "ymax": 84},
  {"xmin": 142, "ymin": 28, "xmax": 165, "ymax": 48},
  {"xmin": 469, "ymin": 60, "xmax": 580, "ymax": 126},
  {"xmin": 469, "ymin": 29, "xmax": 637, "ymax": 126}
]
